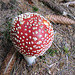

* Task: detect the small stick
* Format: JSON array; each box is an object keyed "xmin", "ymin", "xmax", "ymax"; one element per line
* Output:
[
  {"xmin": 39, "ymin": 0, "xmax": 66, "ymax": 14},
  {"xmin": 60, "ymin": 1, "xmax": 75, "ymax": 7},
  {"xmin": 47, "ymin": 62, "xmax": 57, "ymax": 68},
  {"xmin": 39, "ymin": 0, "xmax": 75, "ymax": 20},
  {"xmin": 66, "ymin": 54, "xmax": 69, "ymax": 69}
]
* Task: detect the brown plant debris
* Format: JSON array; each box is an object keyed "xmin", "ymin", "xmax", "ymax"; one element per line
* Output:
[
  {"xmin": 0, "ymin": 47, "xmax": 17, "ymax": 75},
  {"xmin": 46, "ymin": 15, "xmax": 75, "ymax": 25},
  {"xmin": 60, "ymin": 1, "xmax": 75, "ymax": 7},
  {"xmin": 27, "ymin": 0, "xmax": 33, "ymax": 5},
  {"xmin": 39, "ymin": 0, "xmax": 66, "ymax": 14}
]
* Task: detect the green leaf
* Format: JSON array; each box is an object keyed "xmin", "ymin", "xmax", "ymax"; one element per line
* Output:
[
  {"xmin": 54, "ymin": 50, "xmax": 57, "ymax": 53},
  {"xmin": 64, "ymin": 46, "xmax": 69, "ymax": 53},
  {"xmin": 32, "ymin": 6, "xmax": 38, "ymax": 12}
]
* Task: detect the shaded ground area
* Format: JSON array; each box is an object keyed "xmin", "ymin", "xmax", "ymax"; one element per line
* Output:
[{"xmin": 0, "ymin": 0, "xmax": 75, "ymax": 75}]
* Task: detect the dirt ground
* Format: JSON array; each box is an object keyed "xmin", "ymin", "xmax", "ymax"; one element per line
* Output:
[{"xmin": 0, "ymin": 0, "xmax": 75, "ymax": 75}]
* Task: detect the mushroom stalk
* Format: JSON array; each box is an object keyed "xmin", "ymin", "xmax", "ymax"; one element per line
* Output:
[{"xmin": 23, "ymin": 55, "xmax": 36, "ymax": 65}]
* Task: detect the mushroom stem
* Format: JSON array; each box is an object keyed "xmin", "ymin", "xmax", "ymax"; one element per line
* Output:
[{"xmin": 23, "ymin": 55, "xmax": 36, "ymax": 65}]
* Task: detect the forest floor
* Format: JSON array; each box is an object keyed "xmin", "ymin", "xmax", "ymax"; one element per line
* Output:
[{"xmin": 0, "ymin": 0, "xmax": 75, "ymax": 75}]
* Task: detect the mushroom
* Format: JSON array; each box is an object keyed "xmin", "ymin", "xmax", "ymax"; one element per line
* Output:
[{"xmin": 10, "ymin": 13, "xmax": 54, "ymax": 65}]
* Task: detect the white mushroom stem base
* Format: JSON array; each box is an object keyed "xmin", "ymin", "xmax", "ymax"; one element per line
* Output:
[{"xmin": 23, "ymin": 55, "xmax": 36, "ymax": 65}]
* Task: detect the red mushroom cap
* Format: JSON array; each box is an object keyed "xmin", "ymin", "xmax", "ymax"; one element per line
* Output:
[{"xmin": 10, "ymin": 13, "xmax": 54, "ymax": 57}]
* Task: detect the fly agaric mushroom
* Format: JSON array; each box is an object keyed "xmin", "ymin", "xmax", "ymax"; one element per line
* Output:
[{"xmin": 10, "ymin": 13, "xmax": 54, "ymax": 65}]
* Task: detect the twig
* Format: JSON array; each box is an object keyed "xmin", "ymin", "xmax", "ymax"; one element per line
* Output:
[
  {"xmin": 60, "ymin": 1, "xmax": 75, "ymax": 7},
  {"xmin": 39, "ymin": 0, "xmax": 75, "ymax": 20},
  {"xmin": 39, "ymin": 0, "xmax": 66, "ymax": 14},
  {"xmin": 47, "ymin": 62, "xmax": 57, "ymax": 68},
  {"xmin": 53, "ymin": 42, "xmax": 61, "ymax": 52},
  {"xmin": 11, "ymin": 57, "xmax": 21, "ymax": 74},
  {"xmin": 66, "ymin": 54, "xmax": 69, "ymax": 70}
]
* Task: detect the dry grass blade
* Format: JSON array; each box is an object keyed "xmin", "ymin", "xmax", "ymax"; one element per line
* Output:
[
  {"xmin": 0, "ymin": 47, "xmax": 17, "ymax": 75},
  {"xmin": 45, "ymin": 15, "xmax": 75, "ymax": 25}
]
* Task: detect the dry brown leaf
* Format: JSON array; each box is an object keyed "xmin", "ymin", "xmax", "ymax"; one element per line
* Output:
[
  {"xmin": 46, "ymin": 15, "xmax": 75, "ymax": 25},
  {"xmin": 0, "ymin": 47, "xmax": 17, "ymax": 75},
  {"xmin": 27, "ymin": 0, "xmax": 33, "ymax": 5}
]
